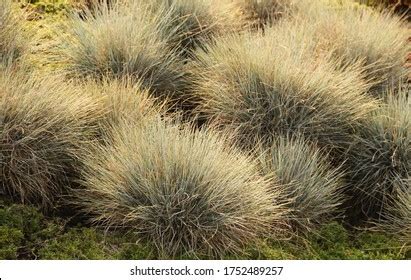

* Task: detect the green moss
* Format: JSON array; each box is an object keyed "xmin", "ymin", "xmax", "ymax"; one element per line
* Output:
[
  {"xmin": 307, "ymin": 223, "xmax": 407, "ymax": 259},
  {"xmin": 0, "ymin": 204, "xmax": 43, "ymax": 235},
  {"xmin": 236, "ymin": 222, "xmax": 409, "ymax": 260},
  {"xmin": 115, "ymin": 242, "xmax": 155, "ymax": 260},
  {"xmin": 241, "ymin": 240, "xmax": 299, "ymax": 260},
  {"xmin": 0, "ymin": 200, "xmax": 64, "ymax": 258},
  {"xmin": 0, "ymin": 198, "xmax": 155, "ymax": 259},
  {"xmin": 0, "ymin": 226, "xmax": 24, "ymax": 259},
  {"xmin": 38, "ymin": 228, "xmax": 109, "ymax": 259},
  {"xmin": 0, "ymin": 198, "xmax": 408, "ymax": 260},
  {"xmin": 353, "ymin": 231, "xmax": 408, "ymax": 260},
  {"xmin": 307, "ymin": 222, "xmax": 356, "ymax": 259},
  {"xmin": 37, "ymin": 228, "xmax": 155, "ymax": 260}
]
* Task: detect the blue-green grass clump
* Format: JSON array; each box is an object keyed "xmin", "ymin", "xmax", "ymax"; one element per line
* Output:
[
  {"xmin": 190, "ymin": 26, "xmax": 376, "ymax": 153},
  {"xmin": 377, "ymin": 184, "xmax": 410, "ymax": 245},
  {"xmin": 76, "ymin": 118, "xmax": 283, "ymax": 257},
  {"xmin": 288, "ymin": 0, "xmax": 410, "ymax": 92},
  {"xmin": 150, "ymin": 0, "xmax": 243, "ymax": 54},
  {"xmin": 0, "ymin": 0, "xmax": 27, "ymax": 67},
  {"xmin": 57, "ymin": 1, "xmax": 186, "ymax": 101},
  {"xmin": 82, "ymin": 78, "xmax": 164, "ymax": 129},
  {"xmin": 0, "ymin": 69, "xmax": 106, "ymax": 207},
  {"xmin": 345, "ymin": 86, "xmax": 410, "ymax": 223},
  {"xmin": 258, "ymin": 136, "xmax": 345, "ymax": 234}
]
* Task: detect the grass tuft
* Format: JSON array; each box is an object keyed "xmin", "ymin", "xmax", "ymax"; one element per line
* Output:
[
  {"xmin": 378, "ymin": 187, "xmax": 410, "ymax": 245},
  {"xmin": 0, "ymin": 68, "xmax": 106, "ymax": 207},
  {"xmin": 76, "ymin": 118, "xmax": 282, "ymax": 257},
  {"xmin": 233, "ymin": 0, "xmax": 293, "ymax": 29},
  {"xmin": 290, "ymin": 0, "xmax": 410, "ymax": 92},
  {"xmin": 257, "ymin": 136, "xmax": 346, "ymax": 234},
  {"xmin": 345, "ymin": 85, "xmax": 410, "ymax": 223},
  {"xmin": 150, "ymin": 0, "xmax": 244, "ymax": 54},
  {"xmin": 190, "ymin": 27, "xmax": 376, "ymax": 152},
  {"xmin": 0, "ymin": 0, "xmax": 27, "ymax": 67},
  {"xmin": 82, "ymin": 78, "xmax": 164, "ymax": 129},
  {"xmin": 56, "ymin": 1, "xmax": 186, "ymax": 100}
]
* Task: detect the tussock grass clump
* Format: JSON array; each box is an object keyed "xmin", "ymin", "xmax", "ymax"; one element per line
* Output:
[
  {"xmin": 240, "ymin": 0, "xmax": 410, "ymax": 91},
  {"xmin": 77, "ymin": 118, "xmax": 281, "ymax": 257},
  {"xmin": 346, "ymin": 86, "xmax": 410, "ymax": 223},
  {"xmin": 233, "ymin": 0, "xmax": 293, "ymax": 29},
  {"xmin": 0, "ymin": 0, "xmax": 27, "ymax": 67},
  {"xmin": 150, "ymin": 0, "xmax": 244, "ymax": 54},
  {"xmin": 291, "ymin": 0, "xmax": 410, "ymax": 92},
  {"xmin": 0, "ymin": 69, "xmax": 106, "ymax": 207},
  {"xmin": 380, "ymin": 186, "xmax": 410, "ymax": 245},
  {"xmin": 190, "ymin": 28, "xmax": 376, "ymax": 152},
  {"xmin": 57, "ymin": 1, "xmax": 186, "ymax": 100},
  {"xmin": 83, "ymin": 79, "xmax": 164, "ymax": 129},
  {"xmin": 258, "ymin": 136, "xmax": 345, "ymax": 234}
]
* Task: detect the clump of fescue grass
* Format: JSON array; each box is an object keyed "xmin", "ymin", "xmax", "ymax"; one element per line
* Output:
[
  {"xmin": 76, "ymin": 118, "xmax": 283, "ymax": 257},
  {"xmin": 230, "ymin": 0, "xmax": 339, "ymax": 29},
  {"xmin": 0, "ymin": 0, "xmax": 27, "ymax": 67},
  {"xmin": 70, "ymin": 0, "xmax": 244, "ymax": 55},
  {"xmin": 0, "ymin": 68, "xmax": 106, "ymax": 207},
  {"xmin": 148, "ymin": 0, "xmax": 244, "ymax": 55},
  {"xmin": 345, "ymin": 85, "xmax": 410, "ymax": 223},
  {"xmin": 56, "ymin": 1, "xmax": 186, "ymax": 100},
  {"xmin": 236, "ymin": 0, "xmax": 410, "ymax": 92},
  {"xmin": 257, "ymin": 136, "xmax": 345, "ymax": 234},
  {"xmin": 233, "ymin": 0, "xmax": 293, "ymax": 29},
  {"xmin": 190, "ymin": 27, "xmax": 377, "ymax": 153},
  {"xmin": 82, "ymin": 78, "xmax": 165, "ymax": 129},
  {"xmin": 378, "ymin": 186, "xmax": 410, "ymax": 245},
  {"xmin": 290, "ymin": 0, "xmax": 410, "ymax": 92},
  {"xmin": 356, "ymin": 0, "xmax": 411, "ymax": 15}
]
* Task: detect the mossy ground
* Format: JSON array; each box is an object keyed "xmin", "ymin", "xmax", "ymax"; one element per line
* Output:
[
  {"xmin": 1, "ymin": 196, "xmax": 409, "ymax": 260},
  {"xmin": 1, "ymin": 0, "xmax": 409, "ymax": 260}
]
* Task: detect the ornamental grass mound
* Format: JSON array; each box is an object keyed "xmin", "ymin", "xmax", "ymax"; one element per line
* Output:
[
  {"xmin": 83, "ymin": 78, "xmax": 164, "ymax": 129},
  {"xmin": 150, "ymin": 0, "xmax": 244, "ymax": 55},
  {"xmin": 76, "ymin": 118, "xmax": 283, "ymax": 257},
  {"xmin": 190, "ymin": 26, "xmax": 376, "ymax": 153},
  {"xmin": 378, "ymin": 185, "xmax": 410, "ymax": 245},
  {"xmin": 236, "ymin": 0, "xmax": 409, "ymax": 91},
  {"xmin": 345, "ymin": 85, "xmax": 410, "ymax": 223},
  {"xmin": 0, "ymin": 0, "xmax": 27, "ymax": 67},
  {"xmin": 233, "ymin": 0, "xmax": 293, "ymax": 29},
  {"xmin": 290, "ymin": 0, "xmax": 410, "ymax": 92},
  {"xmin": 258, "ymin": 136, "xmax": 345, "ymax": 234},
  {"xmin": 56, "ymin": 1, "xmax": 186, "ymax": 101},
  {"xmin": 0, "ymin": 68, "xmax": 106, "ymax": 207}
]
